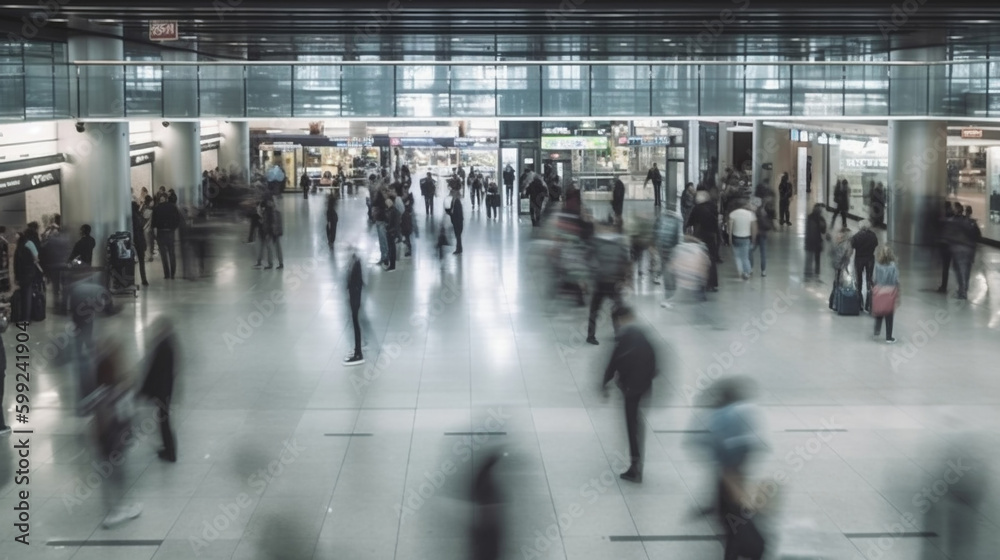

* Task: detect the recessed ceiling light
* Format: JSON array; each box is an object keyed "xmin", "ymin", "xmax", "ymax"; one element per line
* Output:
[
  {"xmin": 620, "ymin": 42, "xmax": 628, "ymax": 47},
  {"xmin": 662, "ymin": 38, "xmax": 672, "ymax": 42},
  {"xmin": 452, "ymin": 37, "xmax": 461, "ymax": 42}
]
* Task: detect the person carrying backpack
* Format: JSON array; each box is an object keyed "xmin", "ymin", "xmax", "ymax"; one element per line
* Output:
[{"xmin": 749, "ymin": 196, "xmax": 774, "ymax": 277}]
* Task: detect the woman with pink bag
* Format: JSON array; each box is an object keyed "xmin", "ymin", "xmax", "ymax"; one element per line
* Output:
[{"xmin": 871, "ymin": 245, "xmax": 900, "ymax": 344}]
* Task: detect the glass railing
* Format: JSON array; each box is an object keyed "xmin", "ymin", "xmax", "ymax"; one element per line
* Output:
[{"xmin": 0, "ymin": 60, "xmax": 996, "ymax": 121}]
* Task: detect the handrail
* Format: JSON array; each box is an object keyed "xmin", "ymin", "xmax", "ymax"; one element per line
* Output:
[{"xmin": 58, "ymin": 59, "xmax": 976, "ymax": 67}]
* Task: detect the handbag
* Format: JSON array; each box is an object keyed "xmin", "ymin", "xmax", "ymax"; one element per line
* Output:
[{"xmin": 871, "ymin": 285, "xmax": 899, "ymax": 317}]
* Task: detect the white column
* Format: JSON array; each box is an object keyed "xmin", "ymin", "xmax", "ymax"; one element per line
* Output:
[
  {"xmin": 687, "ymin": 120, "xmax": 700, "ymax": 186},
  {"xmin": 57, "ymin": 121, "xmax": 131, "ymax": 266},
  {"xmin": 219, "ymin": 121, "xmax": 250, "ymax": 181},
  {"xmin": 752, "ymin": 120, "xmax": 764, "ymax": 188},
  {"xmin": 67, "ymin": 21, "xmax": 124, "ymax": 118},
  {"xmin": 888, "ymin": 120, "xmax": 947, "ymax": 246},
  {"xmin": 153, "ymin": 121, "xmax": 201, "ymax": 207}
]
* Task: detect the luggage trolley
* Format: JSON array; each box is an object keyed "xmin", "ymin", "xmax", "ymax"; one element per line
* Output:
[{"xmin": 106, "ymin": 231, "xmax": 139, "ymax": 298}]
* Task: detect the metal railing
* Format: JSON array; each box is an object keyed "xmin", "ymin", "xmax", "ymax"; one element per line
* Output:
[{"xmin": 0, "ymin": 59, "xmax": 995, "ymax": 121}]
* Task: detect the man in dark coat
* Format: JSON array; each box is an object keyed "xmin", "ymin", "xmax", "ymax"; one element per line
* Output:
[
  {"xmin": 138, "ymin": 318, "xmax": 178, "ymax": 462},
  {"xmin": 602, "ymin": 306, "xmax": 658, "ymax": 483},
  {"xmin": 611, "ymin": 177, "xmax": 626, "ymax": 226},
  {"xmin": 686, "ymin": 191, "xmax": 720, "ymax": 291},
  {"xmin": 805, "ymin": 203, "xmax": 828, "ymax": 280},
  {"xmin": 420, "ymin": 172, "xmax": 436, "ymax": 217},
  {"xmin": 448, "ymin": 187, "xmax": 465, "ymax": 255}
]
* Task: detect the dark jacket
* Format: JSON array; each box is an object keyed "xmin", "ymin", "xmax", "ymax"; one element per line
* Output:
[
  {"xmin": 131, "ymin": 205, "xmax": 147, "ymax": 251},
  {"xmin": 805, "ymin": 212, "xmax": 828, "ymax": 252},
  {"xmin": 851, "ymin": 229, "xmax": 879, "ymax": 260},
  {"xmin": 347, "ymin": 254, "xmax": 363, "ymax": 300},
  {"xmin": 687, "ymin": 201, "xmax": 719, "ymax": 241},
  {"xmin": 646, "ymin": 167, "xmax": 662, "ymax": 184},
  {"xmin": 612, "ymin": 180, "xmax": 625, "ymax": 213},
  {"xmin": 503, "ymin": 166, "xmax": 515, "ymax": 186},
  {"xmin": 779, "ymin": 179, "xmax": 792, "ymax": 201},
  {"xmin": 603, "ymin": 324, "xmax": 657, "ymax": 398},
  {"xmin": 69, "ymin": 235, "xmax": 96, "ymax": 265},
  {"xmin": 834, "ymin": 182, "xmax": 850, "ymax": 208},
  {"xmin": 449, "ymin": 197, "xmax": 464, "ymax": 232},
  {"xmin": 386, "ymin": 205, "xmax": 401, "ymax": 237},
  {"xmin": 139, "ymin": 335, "xmax": 176, "ymax": 404},
  {"xmin": 152, "ymin": 201, "xmax": 183, "ymax": 230},
  {"xmin": 420, "ymin": 177, "xmax": 435, "ymax": 197},
  {"xmin": 681, "ymin": 189, "xmax": 696, "ymax": 221}
]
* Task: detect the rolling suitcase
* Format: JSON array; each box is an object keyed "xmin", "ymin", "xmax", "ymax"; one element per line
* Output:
[
  {"xmin": 10, "ymin": 289, "xmax": 24, "ymax": 323},
  {"xmin": 835, "ymin": 284, "xmax": 861, "ymax": 316},
  {"xmin": 107, "ymin": 232, "xmax": 138, "ymax": 297},
  {"xmin": 30, "ymin": 283, "xmax": 45, "ymax": 322}
]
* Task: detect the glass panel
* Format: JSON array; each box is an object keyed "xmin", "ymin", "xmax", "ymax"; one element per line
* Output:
[
  {"xmin": 163, "ymin": 64, "xmax": 198, "ymax": 118},
  {"xmin": 889, "ymin": 64, "xmax": 928, "ymax": 116},
  {"xmin": 497, "ymin": 65, "xmax": 540, "ymax": 116},
  {"xmin": 293, "ymin": 64, "xmax": 342, "ymax": 117},
  {"xmin": 53, "ymin": 63, "xmax": 69, "ymax": 118},
  {"xmin": 0, "ymin": 62, "xmax": 24, "ymax": 120},
  {"xmin": 793, "ymin": 64, "xmax": 844, "ymax": 116},
  {"xmin": 23, "ymin": 44, "xmax": 54, "ymax": 119},
  {"xmin": 944, "ymin": 61, "xmax": 987, "ymax": 117},
  {"xmin": 125, "ymin": 64, "xmax": 163, "ymax": 116},
  {"xmin": 451, "ymin": 65, "xmax": 496, "ymax": 116},
  {"xmin": 591, "ymin": 65, "xmax": 650, "ymax": 116},
  {"xmin": 744, "ymin": 64, "xmax": 789, "ymax": 115},
  {"xmin": 542, "ymin": 64, "xmax": 588, "ymax": 116},
  {"xmin": 652, "ymin": 65, "xmax": 698, "ymax": 115},
  {"xmin": 989, "ymin": 61, "xmax": 1000, "ymax": 117},
  {"xmin": 844, "ymin": 65, "xmax": 888, "ymax": 116},
  {"xmin": 342, "ymin": 65, "xmax": 393, "ymax": 117},
  {"xmin": 700, "ymin": 65, "xmax": 744, "ymax": 116},
  {"xmin": 200, "ymin": 65, "xmax": 245, "ymax": 117},
  {"xmin": 78, "ymin": 65, "xmax": 125, "ymax": 117},
  {"xmin": 247, "ymin": 65, "xmax": 292, "ymax": 117},
  {"xmin": 395, "ymin": 65, "xmax": 450, "ymax": 117}
]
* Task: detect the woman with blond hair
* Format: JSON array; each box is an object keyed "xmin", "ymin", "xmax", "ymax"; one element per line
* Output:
[{"xmin": 871, "ymin": 245, "xmax": 900, "ymax": 344}]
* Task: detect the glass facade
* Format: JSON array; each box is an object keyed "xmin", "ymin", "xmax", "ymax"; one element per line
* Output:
[{"xmin": 2, "ymin": 60, "xmax": 1000, "ymax": 121}]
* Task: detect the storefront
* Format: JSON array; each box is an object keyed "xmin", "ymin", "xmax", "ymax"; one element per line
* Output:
[
  {"xmin": 255, "ymin": 134, "xmax": 386, "ymax": 192},
  {"xmin": 201, "ymin": 138, "xmax": 220, "ymax": 175},
  {"xmin": 540, "ymin": 135, "xmax": 613, "ymax": 195},
  {"xmin": 826, "ymin": 135, "xmax": 888, "ymax": 224},
  {"xmin": 951, "ymin": 128, "xmax": 1000, "ymax": 240},
  {"xmin": 456, "ymin": 137, "xmax": 499, "ymax": 184},
  {"xmin": 615, "ymin": 121, "xmax": 687, "ymax": 204},
  {"xmin": 0, "ymin": 168, "xmax": 62, "ymax": 229},
  {"xmin": 130, "ymin": 150, "xmax": 155, "ymax": 201}
]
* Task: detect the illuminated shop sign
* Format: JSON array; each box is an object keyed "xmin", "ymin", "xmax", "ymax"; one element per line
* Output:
[
  {"xmin": 130, "ymin": 152, "xmax": 155, "ymax": 167},
  {"xmin": 961, "ymin": 128, "xmax": 984, "ymax": 139},
  {"xmin": 454, "ymin": 137, "xmax": 498, "ymax": 149},
  {"xmin": 0, "ymin": 168, "xmax": 61, "ymax": 195},
  {"xmin": 616, "ymin": 136, "xmax": 674, "ymax": 146},
  {"xmin": 844, "ymin": 158, "xmax": 887, "ymax": 169},
  {"xmin": 540, "ymin": 136, "xmax": 608, "ymax": 150}
]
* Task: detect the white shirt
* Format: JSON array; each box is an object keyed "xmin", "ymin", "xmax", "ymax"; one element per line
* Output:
[{"xmin": 729, "ymin": 208, "xmax": 756, "ymax": 238}]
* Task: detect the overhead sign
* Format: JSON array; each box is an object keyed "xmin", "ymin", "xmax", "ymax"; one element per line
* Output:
[
  {"xmin": 0, "ymin": 168, "xmax": 61, "ymax": 196},
  {"xmin": 201, "ymin": 140, "xmax": 221, "ymax": 151},
  {"xmin": 454, "ymin": 137, "xmax": 498, "ymax": 149},
  {"xmin": 616, "ymin": 136, "xmax": 674, "ymax": 147},
  {"xmin": 844, "ymin": 158, "xmax": 888, "ymax": 169},
  {"xmin": 149, "ymin": 21, "xmax": 179, "ymax": 41},
  {"xmin": 961, "ymin": 128, "xmax": 984, "ymax": 139},
  {"xmin": 540, "ymin": 136, "xmax": 608, "ymax": 151},
  {"xmin": 130, "ymin": 152, "xmax": 155, "ymax": 167}
]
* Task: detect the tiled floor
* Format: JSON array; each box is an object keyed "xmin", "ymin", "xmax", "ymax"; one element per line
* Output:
[{"xmin": 1, "ymin": 190, "xmax": 998, "ymax": 559}]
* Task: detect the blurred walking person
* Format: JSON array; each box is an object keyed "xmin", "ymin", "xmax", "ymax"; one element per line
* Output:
[
  {"xmin": 344, "ymin": 247, "xmax": 365, "ymax": 366},
  {"xmin": 446, "ymin": 185, "xmax": 464, "ymax": 255},
  {"xmin": 326, "ymin": 192, "xmax": 339, "ymax": 251},
  {"xmin": 778, "ymin": 172, "xmax": 793, "ymax": 226},
  {"xmin": 586, "ymin": 230, "xmax": 629, "ymax": 345},
  {"xmin": 131, "ymin": 201, "xmax": 149, "ymax": 286},
  {"xmin": 851, "ymin": 220, "xmax": 879, "ymax": 312},
  {"xmin": 686, "ymin": 191, "xmax": 720, "ymax": 292},
  {"xmin": 470, "ymin": 449, "xmax": 506, "ymax": 560},
  {"xmin": 804, "ymin": 203, "xmax": 827, "ymax": 281},
  {"xmin": 80, "ymin": 338, "xmax": 142, "ymax": 528},
  {"xmin": 254, "ymin": 197, "xmax": 284, "ymax": 270},
  {"xmin": 152, "ymin": 193, "xmax": 182, "ymax": 279},
  {"xmin": 645, "ymin": 163, "xmax": 663, "ymax": 207},
  {"xmin": 137, "ymin": 318, "xmax": 178, "ymax": 462},
  {"xmin": 601, "ymin": 306, "xmax": 658, "ymax": 482},
  {"xmin": 420, "ymin": 172, "xmax": 436, "ymax": 217},
  {"xmin": 828, "ymin": 227, "xmax": 853, "ymax": 310},
  {"xmin": 936, "ymin": 201, "xmax": 955, "ymax": 293}
]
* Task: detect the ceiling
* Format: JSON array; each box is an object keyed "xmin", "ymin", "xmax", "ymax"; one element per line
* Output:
[{"xmin": 2, "ymin": 0, "xmax": 1000, "ymax": 60}]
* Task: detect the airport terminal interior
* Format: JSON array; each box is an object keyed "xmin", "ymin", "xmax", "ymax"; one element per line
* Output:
[{"xmin": 1, "ymin": 2, "xmax": 1000, "ymax": 559}]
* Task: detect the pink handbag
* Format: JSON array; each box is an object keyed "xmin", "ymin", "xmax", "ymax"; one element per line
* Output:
[{"xmin": 871, "ymin": 285, "xmax": 899, "ymax": 317}]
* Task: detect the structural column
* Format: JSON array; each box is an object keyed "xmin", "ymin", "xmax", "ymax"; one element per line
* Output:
[
  {"xmin": 219, "ymin": 121, "xmax": 250, "ymax": 182},
  {"xmin": 57, "ymin": 121, "xmax": 131, "ymax": 265},
  {"xmin": 887, "ymin": 120, "xmax": 947, "ymax": 246},
  {"xmin": 887, "ymin": 37, "xmax": 948, "ymax": 246},
  {"xmin": 62, "ymin": 21, "xmax": 130, "ymax": 265},
  {"xmin": 686, "ymin": 120, "xmax": 700, "ymax": 187},
  {"xmin": 751, "ymin": 120, "xmax": 764, "ymax": 189},
  {"xmin": 153, "ymin": 121, "xmax": 202, "ymax": 207}
]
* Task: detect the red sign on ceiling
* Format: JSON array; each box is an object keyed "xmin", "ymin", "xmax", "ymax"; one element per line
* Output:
[{"xmin": 149, "ymin": 21, "xmax": 179, "ymax": 41}]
